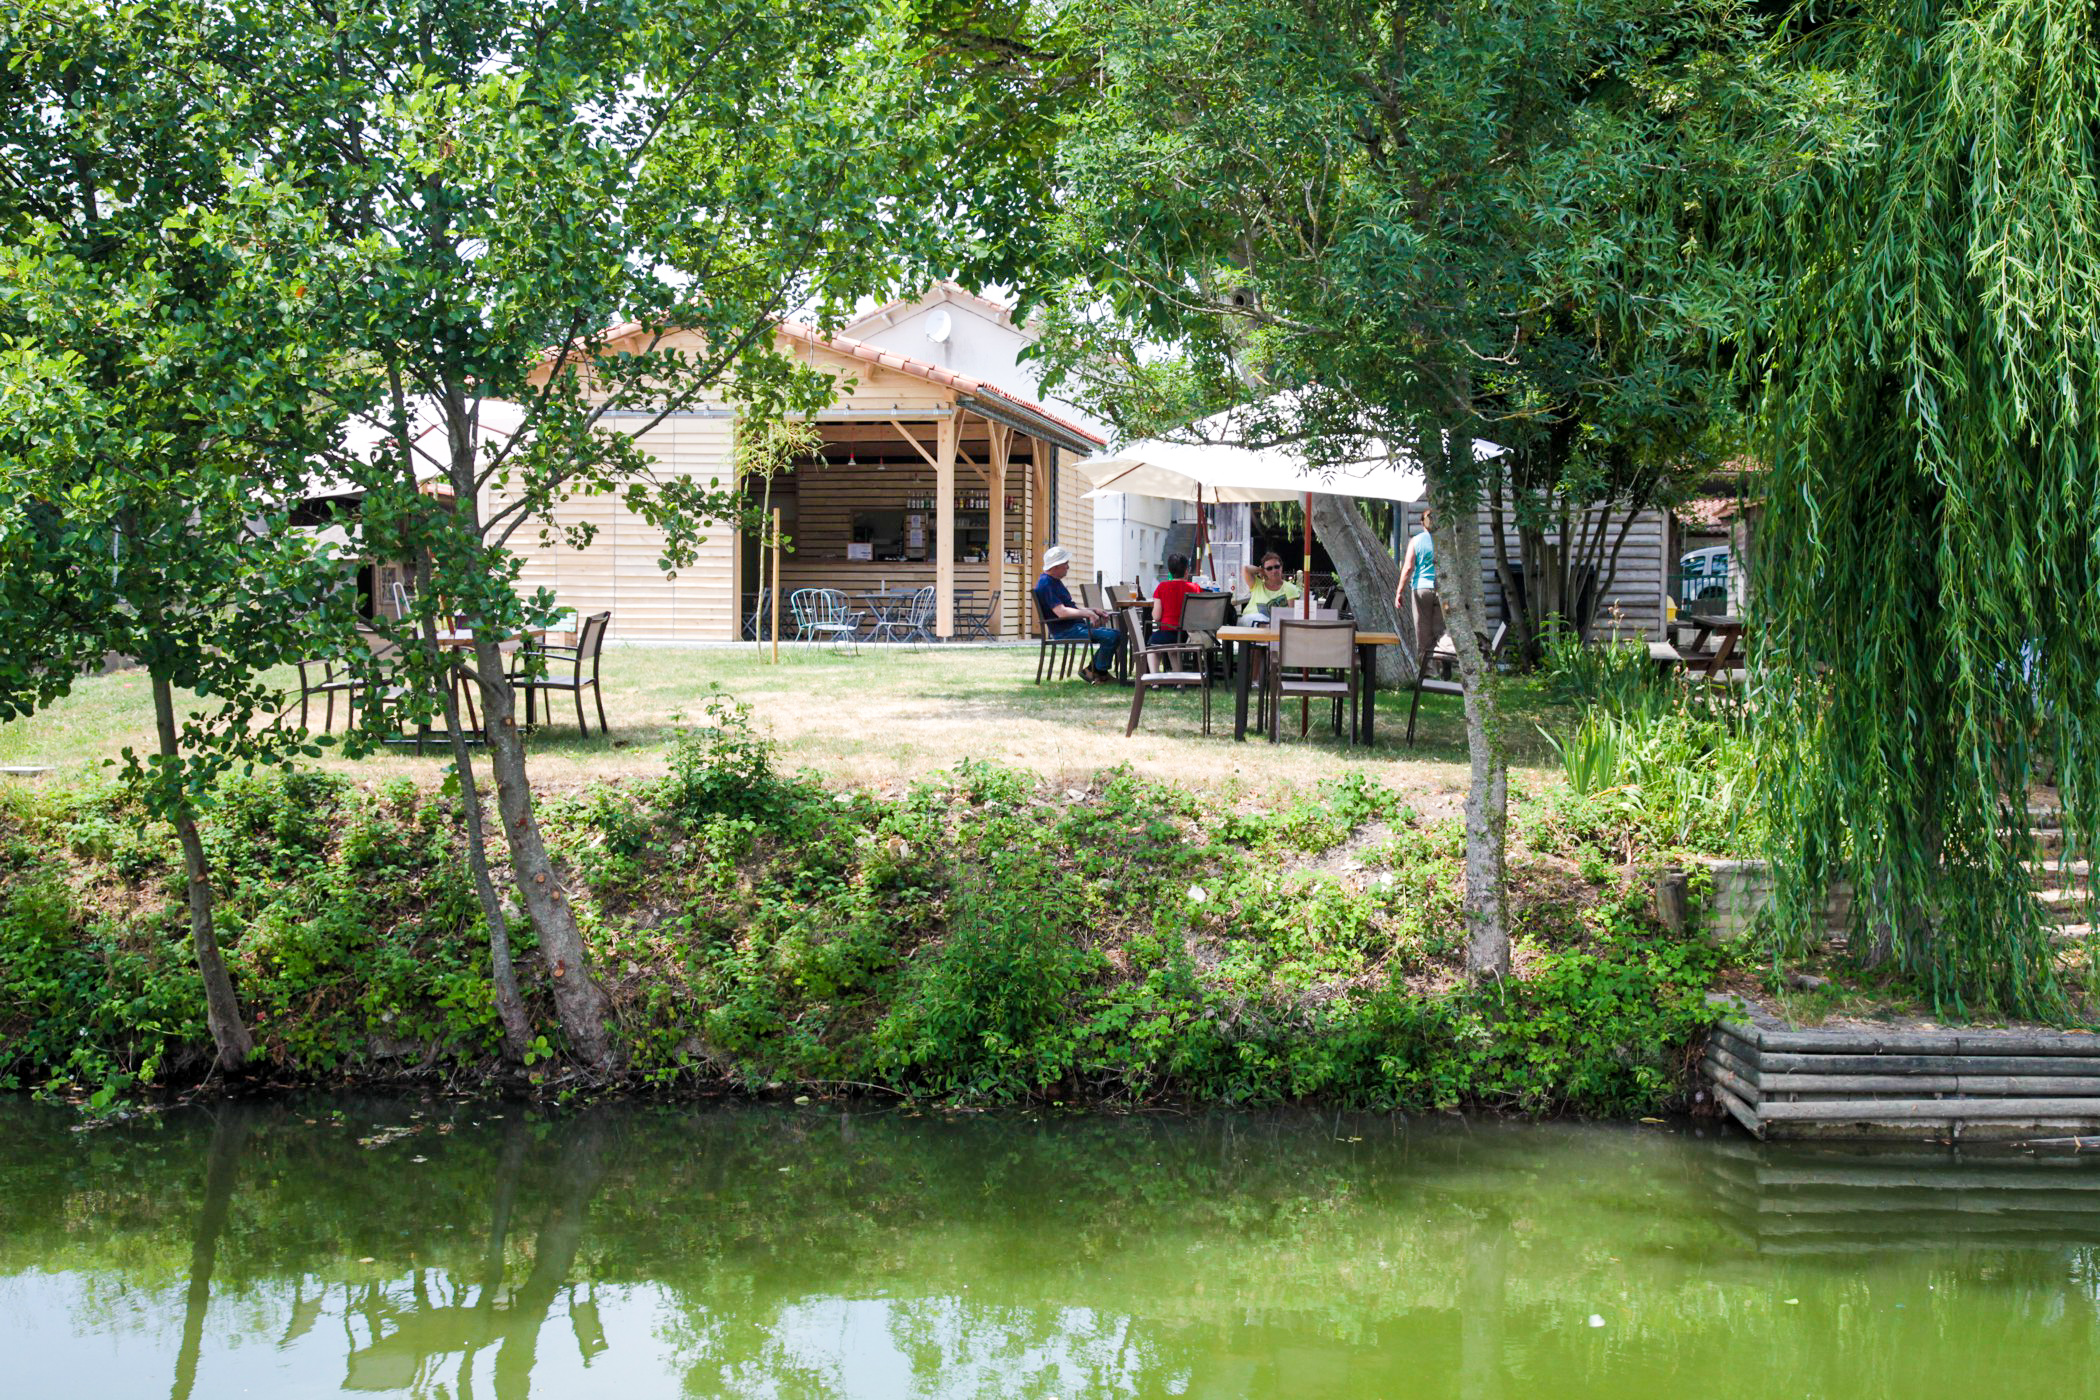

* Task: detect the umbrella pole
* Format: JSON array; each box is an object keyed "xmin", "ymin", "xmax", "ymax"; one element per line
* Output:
[{"xmin": 1301, "ymin": 491, "xmax": 1311, "ymax": 735}]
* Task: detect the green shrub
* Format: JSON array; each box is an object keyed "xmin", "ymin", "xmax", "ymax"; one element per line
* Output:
[
  {"xmin": 876, "ymin": 830, "xmax": 1096, "ymax": 1097},
  {"xmin": 0, "ymin": 754, "xmax": 1729, "ymax": 1118},
  {"xmin": 1539, "ymin": 705, "xmax": 1761, "ymax": 855},
  {"xmin": 661, "ymin": 689, "xmax": 813, "ymax": 829},
  {"xmin": 1540, "ymin": 625, "xmax": 1671, "ymax": 720}
]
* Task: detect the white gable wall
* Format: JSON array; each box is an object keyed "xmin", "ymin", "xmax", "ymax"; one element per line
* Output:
[{"xmin": 846, "ymin": 288, "xmax": 1166, "ymax": 583}]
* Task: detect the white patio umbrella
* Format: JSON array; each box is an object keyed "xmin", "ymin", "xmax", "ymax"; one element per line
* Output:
[
  {"xmin": 1075, "ymin": 408, "xmax": 1499, "ymax": 614},
  {"xmin": 300, "ymin": 397, "xmax": 527, "ymax": 501}
]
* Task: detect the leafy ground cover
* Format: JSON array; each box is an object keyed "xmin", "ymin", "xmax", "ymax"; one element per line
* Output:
[{"xmin": 0, "ymin": 693, "xmax": 1731, "ymax": 1117}]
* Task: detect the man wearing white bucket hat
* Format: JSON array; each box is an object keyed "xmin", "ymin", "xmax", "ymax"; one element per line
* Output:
[{"xmin": 1032, "ymin": 544, "xmax": 1123, "ymax": 683}]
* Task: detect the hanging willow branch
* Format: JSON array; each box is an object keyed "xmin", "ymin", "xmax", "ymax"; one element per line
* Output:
[{"xmin": 1751, "ymin": 0, "xmax": 2100, "ymax": 1014}]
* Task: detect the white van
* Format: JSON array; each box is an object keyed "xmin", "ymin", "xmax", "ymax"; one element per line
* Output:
[{"xmin": 1679, "ymin": 546, "xmax": 1732, "ymax": 601}]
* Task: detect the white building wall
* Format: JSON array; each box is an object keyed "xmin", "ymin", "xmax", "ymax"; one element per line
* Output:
[{"xmin": 1091, "ymin": 490, "xmax": 1177, "ymax": 591}]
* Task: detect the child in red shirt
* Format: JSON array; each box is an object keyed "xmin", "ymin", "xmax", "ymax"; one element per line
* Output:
[{"xmin": 1150, "ymin": 554, "xmax": 1202, "ymax": 645}]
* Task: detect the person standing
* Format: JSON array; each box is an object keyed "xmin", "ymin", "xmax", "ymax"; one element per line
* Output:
[
  {"xmin": 1033, "ymin": 544, "xmax": 1123, "ymax": 683},
  {"xmin": 1396, "ymin": 509, "xmax": 1444, "ymax": 666}
]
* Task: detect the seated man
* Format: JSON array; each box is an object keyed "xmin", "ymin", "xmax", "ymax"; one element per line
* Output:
[
  {"xmin": 1149, "ymin": 552, "xmax": 1203, "ymax": 646},
  {"xmin": 1033, "ymin": 544, "xmax": 1123, "ymax": 684}
]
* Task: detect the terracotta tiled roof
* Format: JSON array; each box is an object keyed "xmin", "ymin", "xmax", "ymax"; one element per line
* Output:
[
  {"xmin": 1677, "ymin": 496, "xmax": 1744, "ymax": 527},
  {"xmin": 775, "ymin": 320, "xmax": 1104, "ymax": 447},
  {"xmin": 843, "ymin": 281, "xmax": 1019, "ymax": 333},
  {"xmin": 562, "ymin": 316, "xmax": 1105, "ymax": 449}
]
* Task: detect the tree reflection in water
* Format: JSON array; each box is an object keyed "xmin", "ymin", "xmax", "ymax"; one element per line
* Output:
[
  {"xmin": 336, "ymin": 1109, "xmax": 613, "ymax": 1397},
  {"xmin": 1, "ymin": 1099, "xmax": 2099, "ymax": 1398}
]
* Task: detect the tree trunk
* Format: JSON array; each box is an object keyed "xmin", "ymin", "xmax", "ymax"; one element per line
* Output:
[
  {"xmin": 470, "ymin": 628, "xmax": 616, "ymax": 1072},
  {"xmin": 1427, "ymin": 433, "xmax": 1511, "ymax": 981},
  {"xmin": 414, "ymin": 552, "xmax": 533, "ymax": 1061},
  {"xmin": 449, "ymin": 741, "xmax": 535, "ymax": 1062},
  {"xmin": 429, "ymin": 383, "xmax": 611, "ymax": 1071},
  {"xmin": 1489, "ymin": 478, "xmax": 1535, "ymax": 664},
  {"xmin": 1309, "ymin": 493, "xmax": 1415, "ymax": 685},
  {"xmin": 150, "ymin": 671, "xmax": 254, "ymax": 1070}
]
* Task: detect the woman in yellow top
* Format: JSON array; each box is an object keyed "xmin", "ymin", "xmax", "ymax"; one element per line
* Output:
[{"xmin": 1241, "ymin": 551, "xmax": 1304, "ymax": 618}]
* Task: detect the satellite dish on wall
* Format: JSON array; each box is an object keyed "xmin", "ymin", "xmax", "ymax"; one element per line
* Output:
[{"xmin": 925, "ymin": 308, "xmax": 953, "ymax": 344}]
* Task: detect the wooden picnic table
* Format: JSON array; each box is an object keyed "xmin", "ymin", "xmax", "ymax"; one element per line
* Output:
[
  {"xmin": 1668, "ymin": 613, "xmax": 1747, "ymax": 678},
  {"xmin": 1220, "ymin": 625, "xmax": 1403, "ymax": 744}
]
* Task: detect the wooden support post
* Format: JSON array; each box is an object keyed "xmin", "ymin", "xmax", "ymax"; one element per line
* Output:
[
  {"xmin": 988, "ymin": 424, "xmax": 1012, "ymax": 637},
  {"xmin": 936, "ymin": 413, "xmax": 958, "ymax": 638},
  {"xmin": 769, "ymin": 508, "xmax": 781, "ymax": 665},
  {"xmin": 1030, "ymin": 436, "xmax": 1052, "ymax": 638}
]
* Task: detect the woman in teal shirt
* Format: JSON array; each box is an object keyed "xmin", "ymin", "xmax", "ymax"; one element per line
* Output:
[{"xmin": 1395, "ymin": 510, "xmax": 1443, "ymax": 662}]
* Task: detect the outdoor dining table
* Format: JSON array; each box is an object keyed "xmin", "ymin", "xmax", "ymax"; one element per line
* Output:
[
  {"xmin": 1219, "ymin": 624, "xmax": 1403, "ymax": 744},
  {"xmin": 855, "ymin": 591, "xmax": 918, "ymax": 640},
  {"xmin": 417, "ymin": 630, "xmax": 532, "ymax": 742}
]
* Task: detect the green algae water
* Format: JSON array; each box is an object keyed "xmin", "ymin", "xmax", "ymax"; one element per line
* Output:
[{"xmin": 2, "ymin": 1099, "xmax": 2098, "ymax": 1398}]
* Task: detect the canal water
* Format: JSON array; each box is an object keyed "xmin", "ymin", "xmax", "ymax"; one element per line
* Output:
[{"xmin": 1, "ymin": 1097, "xmax": 2097, "ymax": 1398}]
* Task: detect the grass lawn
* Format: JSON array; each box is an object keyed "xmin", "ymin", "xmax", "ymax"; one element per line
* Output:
[{"xmin": 0, "ymin": 643, "xmax": 1572, "ymax": 804}]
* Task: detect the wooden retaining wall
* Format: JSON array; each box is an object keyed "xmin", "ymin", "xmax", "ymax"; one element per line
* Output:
[{"xmin": 1707, "ymin": 1018, "xmax": 2100, "ymax": 1142}]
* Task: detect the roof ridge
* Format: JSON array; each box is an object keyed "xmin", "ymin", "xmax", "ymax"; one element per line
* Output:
[{"xmin": 778, "ymin": 321, "xmax": 1103, "ymax": 446}]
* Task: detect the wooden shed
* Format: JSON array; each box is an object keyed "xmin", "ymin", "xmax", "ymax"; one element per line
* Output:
[
  {"xmin": 498, "ymin": 321, "xmax": 1105, "ymax": 642},
  {"xmin": 1398, "ymin": 500, "xmax": 1672, "ymax": 640}
]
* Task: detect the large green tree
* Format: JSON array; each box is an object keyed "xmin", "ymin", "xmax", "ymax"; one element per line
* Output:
[
  {"xmin": 0, "ymin": 2, "xmax": 353, "ymax": 1070},
  {"xmin": 1039, "ymin": 0, "xmax": 1762, "ymax": 976},
  {"xmin": 234, "ymin": 0, "xmax": 1071, "ymax": 1068},
  {"xmin": 1749, "ymin": 0, "xmax": 2100, "ymax": 1012}
]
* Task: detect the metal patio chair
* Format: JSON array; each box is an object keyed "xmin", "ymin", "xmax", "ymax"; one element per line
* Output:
[
  {"xmin": 1268, "ymin": 619, "xmax": 1359, "ymax": 744},
  {"xmin": 744, "ymin": 588, "xmax": 776, "ymax": 642},
  {"xmin": 1119, "ymin": 606, "xmax": 1211, "ymax": 736},
  {"xmin": 1033, "ymin": 592, "xmax": 1092, "ymax": 682},
  {"xmin": 511, "ymin": 611, "xmax": 612, "ymax": 736},
  {"xmin": 960, "ymin": 590, "xmax": 1000, "ymax": 641},
  {"xmin": 790, "ymin": 588, "xmax": 861, "ymax": 654},
  {"xmin": 896, "ymin": 585, "xmax": 938, "ymax": 648}
]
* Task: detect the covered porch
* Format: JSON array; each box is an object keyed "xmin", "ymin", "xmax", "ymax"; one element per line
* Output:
[{"xmin": 740, "ymin": 403, "xmax": 1099, "ymax": 642}]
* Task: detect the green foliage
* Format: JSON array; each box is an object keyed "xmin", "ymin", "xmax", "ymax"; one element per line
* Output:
[
  {"xmin": 661, "ymin": 690, "xmax": 816, "ymax": 830},
  {"xmin": 876, "ymin": 836, "xmax": 1096, "ymax": 1097},
  {"xmin": 0, "ymin": 761, "xmax": 1737, "ymax": 1117},
  {"xmin": 1038, "ymin": 0, "xmax": 1762, "ymax": 565},
  {"xmin": 1540, "ymin": 631, "xmax": 1673, "ymax": 723},
  {"xmin": 1539, "ymin": 707, "xmax": 1762, "ymax": 855},
  {"xmin": 1747, "ymin": 0, "xmax": 2098, "ymax": 1012}
]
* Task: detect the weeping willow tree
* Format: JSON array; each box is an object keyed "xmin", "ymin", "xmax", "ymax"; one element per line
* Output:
[{"xmin": 1752, "ymin": 0, "xmax": 2100, "ymax": 1013}]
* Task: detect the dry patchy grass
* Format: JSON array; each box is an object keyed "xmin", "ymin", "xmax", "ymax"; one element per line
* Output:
[{"xmin": 0, "ymin": 643, "xmax": 1570, "ymax": 802}]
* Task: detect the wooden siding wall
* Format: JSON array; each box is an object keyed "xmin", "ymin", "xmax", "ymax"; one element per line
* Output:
[
  {"xmin": 1401, "ymin": 502, "xmax": 1668, "ymax": 640},
  {"xmin": 507, "ymin": 329, "xmax": 1097, "ymax": 641},
  {"xmin": 1054, "ymin": 445, "xmax": 1096, "ymax": 590},
  {"xmin": 499, "ymin": 413, "xmax": 741, "ymax": 643}
]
